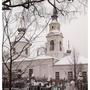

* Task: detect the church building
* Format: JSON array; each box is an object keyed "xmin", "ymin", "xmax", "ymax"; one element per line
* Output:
[{"xmin": 5, "ymin": 2, "xmax": 88, "ymax": 81}]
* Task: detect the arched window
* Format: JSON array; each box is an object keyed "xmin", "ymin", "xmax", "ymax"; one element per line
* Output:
[
  {"xmin": 60, "ymin": 41, "xmax": 62, "ymax": 51},
  {"xmin": 52, "ymin": 26, "xmax": 54, "ymax": 29},
  {"xmin": 50, "ymin": 40, "xmax": 54, "ymax": 51}
]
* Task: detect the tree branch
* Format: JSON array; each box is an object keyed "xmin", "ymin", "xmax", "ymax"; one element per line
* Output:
[{"xmin": 2, "ymin": 0, "xmax": 45, "ymax": 9}]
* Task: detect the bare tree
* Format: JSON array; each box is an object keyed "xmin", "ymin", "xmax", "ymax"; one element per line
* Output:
[
  {"xmin": 67, "ymin": 49, "xmax": 84, "ymax": 82},
  {"xmin": 72, "ymin": 49, "xmax": 78, "ymax": 82},
  {"xmin": 2, "ymin": 0, "xmax": 87, "ymax": 16},
  {"xmin": 2, "ymin": 7, "xmax": 51, "ymax": 89}
]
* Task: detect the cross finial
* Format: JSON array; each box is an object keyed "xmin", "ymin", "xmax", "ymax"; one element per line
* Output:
[{"xmin": 51, "ymin": 0, "xmax": 58, "ymax": 20}]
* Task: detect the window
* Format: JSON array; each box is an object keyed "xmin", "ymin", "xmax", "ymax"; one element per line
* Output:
[
  {"xmin": 29, "ymin": 69, "xmax": 33, "ymax": 77},
  {"xmin": 52, "ymin": 26, "xmax": 54, "ymax": 29},
  {"xmin": 17, "ymin": 69, "xmax": 22, "ymax": 73},
  {"xmin": 25, "ymin": 48, "xmax": 28, "ymax": 55},
  {"xmin": 50, "ymin": 40, "xmax": 54, "ymax": 51},
  {"xmin": 51, "ymin": 25, "xmax": 55, "ymax": 29},
  {"xmin": 60, "ymin": 41, "xmax": 62, "ymax": 51},
  {"xmin": 17, "ymin": 69, "xmax": 22, "ymax": 78},
  {"xmin": 82, "ymin": 71, "xmax": 87, "ymax": 80},
  {"xmin": 68, "ymin": 71, "xmax": 73, "ymax": 80},
  {"xmin": 55, "ymin": 72, "xmax": 59, "ymax": 80}
]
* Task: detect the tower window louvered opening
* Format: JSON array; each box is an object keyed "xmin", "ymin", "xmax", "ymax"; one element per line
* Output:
[
  {"xmin": 60, "ymin": 41, "xmax": 62, "ymax": 51},
  {"xmin": 50, "ymin": 40, "xmax": 54, "ymax": 51}
]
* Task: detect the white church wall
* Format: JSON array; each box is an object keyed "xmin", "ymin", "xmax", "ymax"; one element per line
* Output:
[
  {"xmin": 8, "ymin": 58, "xmax": 54, "ymax": 79},
  {"xmin": 54, "ymin": 64, "xmax": 88, "ymax": 80},
  {"xmin": 3, "ymin": 57, "xmax": 88, "ymax": 80},
  {"xmin": 54, "ymin": 65, "xmax": 72, "ymax": 80},
  {"xmin": 31, "ymin": 58, "xmax": 54, "ymax": 79}
]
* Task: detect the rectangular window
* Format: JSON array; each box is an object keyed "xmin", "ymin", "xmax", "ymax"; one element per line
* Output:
[
  {"xmin": 82, "ymin": 71, "xmax": 87, "ymax": 80},
  {"xmin": 29, "ymin": 69, "xmax": 33, "ymax": 77},
  {"xmin": 55, "ymin": 72, "xmax": 59, "ymax": 80},
  {"xmin": 68, "ymin": 71, "xmax": 73, "ymax": 80},
  {"xmin": 60, "ymin": 41, "xmax": 62, "ymax": 51},
  {"xmin": 25, "ymin": 48, "xmax": 28, "ymax": 55}
]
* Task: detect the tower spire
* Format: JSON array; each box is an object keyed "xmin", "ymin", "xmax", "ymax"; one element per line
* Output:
[
  {"xmin": 68, "ymin": 40, "xmax": 70, "ymax": 50},
  {"xmin": 51, "ymin": 0, "xmax": 58, "ymax": 20}
]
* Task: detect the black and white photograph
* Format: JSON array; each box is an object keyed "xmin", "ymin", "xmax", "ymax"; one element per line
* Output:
[{"xmin": 2, "ymin": 0, "xmax": 88, "ymax": 90}]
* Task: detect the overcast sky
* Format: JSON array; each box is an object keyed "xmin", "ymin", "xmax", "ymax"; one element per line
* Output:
[{"xmin": 61, "ymin": 15, "xmax": 88, "ymax": 58}]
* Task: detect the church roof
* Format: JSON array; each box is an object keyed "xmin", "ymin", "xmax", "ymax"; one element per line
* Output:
[
  {"xmin": 12, "ymin": 54, "xmax": 58, "ymax": 63},
  {"xmin": 33, "ymin": 55, "xmax": 53, "ymax": 60},
  {"xmin": 12, "ymin": 53, "xmax": 88, "ymax": 67},
  {"xmin": 14, "ymin": 28, "xmax": 30, "ymax": 43},
  {"xmin": 54, "ymin": 55, "xmax": 88, "ymax": 65},
  {"xmin": 12, "ymin": 57, "xmax": 30, "ymax": 62},
  {"xmin": 15, "ymin": 55, "xmax": 53, "ymax": 61},
  {"xmin": 15, "ymin": 35, "xmax": 29, "ymax": 43}
]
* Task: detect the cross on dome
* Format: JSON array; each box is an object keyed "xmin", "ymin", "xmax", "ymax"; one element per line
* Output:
[{"xmin": 51, "ymin": 0, "xmax": 58, "ymax": 20}]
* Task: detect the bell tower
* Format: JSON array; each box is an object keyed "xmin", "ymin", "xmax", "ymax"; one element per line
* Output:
[
  {"xmin": 46, "ymin": 0, "xmax": 64, "ymax": 59},
  {"xmin": 49, "ymin": 0, "xmax": 60, "ymax": 32}
]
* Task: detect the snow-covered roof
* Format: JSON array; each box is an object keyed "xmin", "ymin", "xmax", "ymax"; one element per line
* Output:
[
  {"xmin": 12, "ymin": 53, "xmax": 88, "ymax": 66},
  {"xmin": 55, "ymin": 55, "xmax": 88, "ymax": 65},
  {"xmin": 13, "ymin": 57, "xmax": 30, "ymax": 62},
  {"xmin": 15, "ymin": 36, "xmax": 29, "ymax": 43},
  {"xmin": 12, "ymin": 54, "xmax": 55, "ymax": 63},
  {"xmin": 27, "ymin": 55, "xmax": 54, "ymax": 60}
]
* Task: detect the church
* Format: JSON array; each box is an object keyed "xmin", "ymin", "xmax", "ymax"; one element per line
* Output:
[{"xmin": 6, "ymin": 3, "xmax": 88, "ymax": 81}]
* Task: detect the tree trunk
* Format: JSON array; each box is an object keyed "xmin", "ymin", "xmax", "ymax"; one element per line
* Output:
[
  {"xmin": 73, "ymin": 50, "xmax": 77, "ymax": 84},
  {"xmin": 74, "ymin": 63, "xmax": 77, "ymax": 81},
  {"xmin": 9, "ymin": 69, "xmax": 12, "ymax": 90},
  {"xmin": 9, "ymin": 60, "xmax": 12, "ymax": 90}
]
